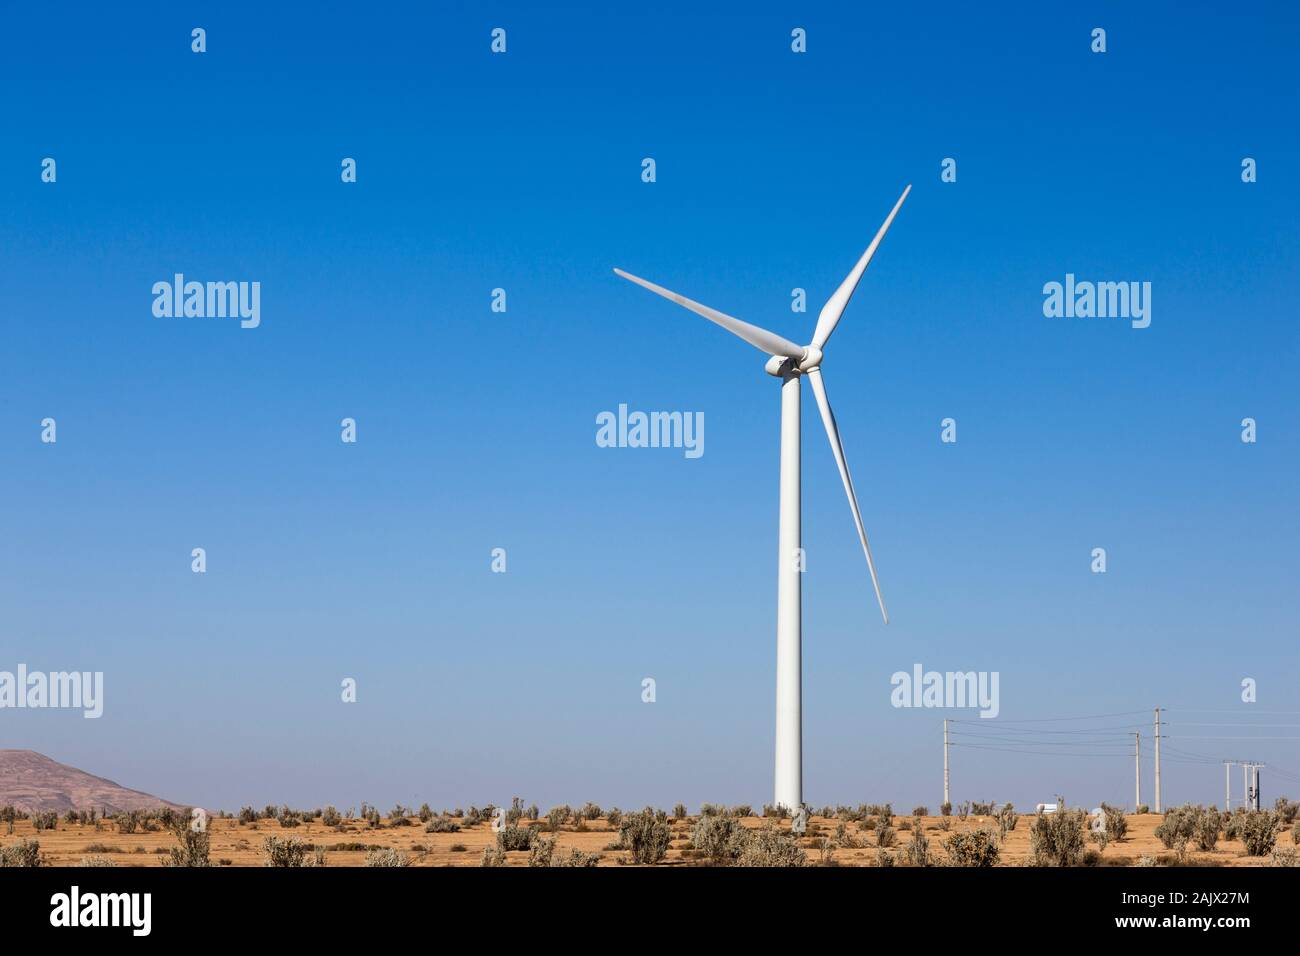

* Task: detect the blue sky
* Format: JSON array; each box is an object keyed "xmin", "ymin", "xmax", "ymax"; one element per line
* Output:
[{"xmin": 2, "ymin": 1, "xmax": 1297, "ymax": 813}]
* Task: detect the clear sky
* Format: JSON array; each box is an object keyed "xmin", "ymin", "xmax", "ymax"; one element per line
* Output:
[{"xmin": 2, "ymin": 2, "xmax": 1297, "ymax": 814}]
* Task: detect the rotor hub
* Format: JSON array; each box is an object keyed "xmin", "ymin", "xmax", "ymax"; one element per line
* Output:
[
  {"xmin": 797, "ymin": 345, "xmax": 823, "ymax": 373},
  {"xmin": 766, "ymin": 346, "xmax": 822, "ymax": 377}
]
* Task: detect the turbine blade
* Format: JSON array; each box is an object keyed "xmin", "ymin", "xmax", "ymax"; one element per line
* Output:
[
  {"xmin": 811, "ymin": 184, "xmax": 911, "ymax": 351},
  {"xmin": 614, "ymin": 268, "xmax": 804, "ymax": 359},
  {"xmin": 807, "ymin": 368, "xmax": 888, "ymax": 624}
]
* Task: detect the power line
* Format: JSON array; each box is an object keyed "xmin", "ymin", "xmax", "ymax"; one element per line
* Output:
[
  {"xmin": 950, "ymin": 742, "xmax": 1135, "ymax": 758},
  {"xmin": 1167, "ymin": 709, "xmax": 1300, "ymax": 715},
  {"xmin": 948, "ymin": 721, "xmax": 1143, "ymax": 735},
  {"xmin": 953, "ymin": 710, "xmax": 1150, "ymax": 724},
  {"xmin": 949, "ymin": 732, "xmax": 1137, "ymax": 747}
]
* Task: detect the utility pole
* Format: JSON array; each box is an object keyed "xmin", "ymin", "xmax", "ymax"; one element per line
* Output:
[
  {"xmin": 1245, "ymin": 763, "xmax": 1265, "ymax": 810},
  {"xmin": 943, "ymin": 718, "xmax": 950, "ymax": 807},
  {"xmin": 1133, "ymin": 732, "xmax": 1141, "ymax": 809},
  {"xmin": 1224, "ymin": 761, "xmax": 1232, "ymax": 810},
  {"xmin": 1153, "ymin": 707, "xmax": 1163, "ymax": 813}
]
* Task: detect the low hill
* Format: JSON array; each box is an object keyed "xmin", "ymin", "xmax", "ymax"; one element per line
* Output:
[{"xmin": 0, "ymin": 749, "xmax": 186, "ymax": 813}]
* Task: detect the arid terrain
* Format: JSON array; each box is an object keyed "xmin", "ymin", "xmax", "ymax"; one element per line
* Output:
[
  {"xmin": 2, "ymin": 809, "xmax": 1293, "ymax": 867},
  {"xmin": 3, "ymin": 752, "xmax": 1295, "ymax": 867}
]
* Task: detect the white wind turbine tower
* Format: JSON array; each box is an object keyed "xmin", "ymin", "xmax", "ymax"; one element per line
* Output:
[{"xmin": 615, "ymin": 185, "xmax": 911, "ymax": 811}]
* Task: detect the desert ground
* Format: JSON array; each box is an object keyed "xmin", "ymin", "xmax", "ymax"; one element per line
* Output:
[{"xmin": 3, "ymin": 810, "xmax": 1291, "ymax": 867}]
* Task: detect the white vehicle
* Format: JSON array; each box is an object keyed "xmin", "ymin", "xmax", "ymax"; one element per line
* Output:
[{"xmin": 1036, "ymin": 803, "xmax": 1059, "ymax": 814}]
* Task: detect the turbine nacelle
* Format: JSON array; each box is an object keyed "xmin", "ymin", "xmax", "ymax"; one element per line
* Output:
[
  {"xmin": 764, "ymin": 345, "xmax": 823, "ymax": 377},
  {"xmin": 764, "ymin": 354, "xmax": 794, "ymax": 377}
]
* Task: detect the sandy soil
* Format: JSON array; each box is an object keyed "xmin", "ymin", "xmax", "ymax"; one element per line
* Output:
[{"xmin": 4, "ymin": 811, "xmax": 1292, "ymax": 867}]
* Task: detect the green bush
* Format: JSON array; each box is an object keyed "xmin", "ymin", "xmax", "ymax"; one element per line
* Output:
[
  {"xmin": 321, "ymin": 806, "xmax": 342, "ymax": 828},
  {"xmin": 425, "ymin": 816, "xmax": 461, "ymax": 833},
  {"xmin": 32, "ymin": 811, "xmax": 58, "ymax": 832},
  {"xmin": 912, "ymin": 806, "xmax": 929, "ymax": 817},
  {"xmin": 940, "ymin": 802, "xmax": 952, "ymax": 817},
  {"xmin": 673, "ymin": 803, "xmax": 687, "ymax": 820}
]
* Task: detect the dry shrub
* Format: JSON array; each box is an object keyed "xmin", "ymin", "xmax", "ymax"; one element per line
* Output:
[
  {"xmin": 735, "ymin": 826, "xmax": 807, "ymax": 867},
  {"xmin": 496, "ymin": 823, "xmax": 538, "ymax": 852},
  {"xmin": 619, "ymin": 808, "xmax": 671, "ymax": 864},
  {"xmin": 944, "ymin": 827, "xmax": 1000, "ymax": 867},
  {"xmin": 1239, "ymin": 811, "xmax": 1279, "ymax": 857},
  {"xmin": 1029, "ymin": 800, "xmax": 1086, "ymax": 866},
  {"xmin": 690, "ymin": 814, "xmax": 746, "ymax": 865},
  {"xmin": 262, "ymin": 836, "xmax": 309, "ymax": 867}
]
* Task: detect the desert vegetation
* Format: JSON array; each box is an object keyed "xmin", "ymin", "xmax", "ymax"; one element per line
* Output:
[{"xmin": 0, "ymin": 795, "xmax": 1294, "ymax": 867}]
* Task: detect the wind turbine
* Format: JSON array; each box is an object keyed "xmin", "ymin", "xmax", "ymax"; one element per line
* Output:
[{"xmin": 614, "ymin": 184, "xmax": 910, "ymax": 811}]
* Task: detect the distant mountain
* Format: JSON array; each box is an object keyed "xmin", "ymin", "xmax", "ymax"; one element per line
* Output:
[{"xmin": 0, "ymin": 750, "xmax": 187, "ymax": 813}]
